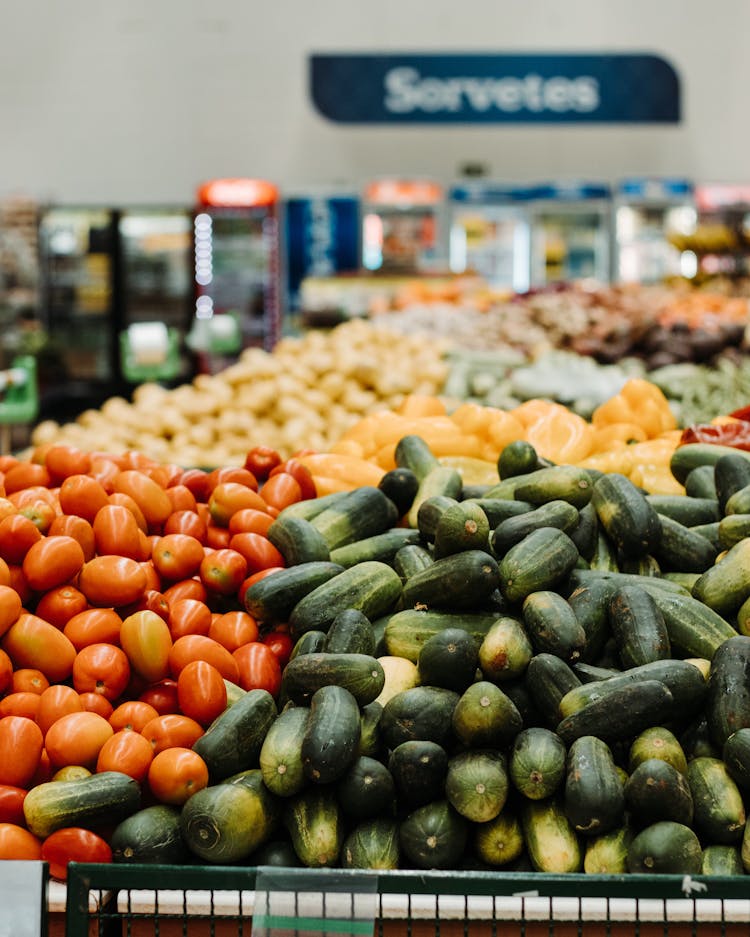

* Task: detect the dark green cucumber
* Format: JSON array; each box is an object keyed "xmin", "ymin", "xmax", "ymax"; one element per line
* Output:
[
  {"xmin": 358, "ymin": 701, "xmax": 384, "ymax": 759},
  {"xmin": 301, "ymin": 685, "xmax": 361, "ymax": 784},
  {"xmin": 589, "ymin": 526, "xmax": 620, "ymax": 572},
  {"xmin": 670, "ymin": 443, "xmax": 750, "ymax": 485},
  {"xmin": 684, "ymin": 464, "xmax": 718, "ymax": 500},
  {"xmin": 723, "ymin": 728, "xmax": 750, "ymax": 793},
  {"xmin": 398, "ymin": 800, "xmax": 468, "ymax": 870},
  {"xmin": 624, "ymin": 758, "xmax": 694, "ymax": 827},
  {"xmin": 646, "ymin": 494, "xmax": 720, "ymax": 527},
  {"xmin": 512, "ymin": 465, "xmax": 594, "ymax": 508},
  {"xmin": 522, "ymin": 797, "xmax": 582, "ymax": 873},
  {"xmin": 329, "ymin": 528, "xmax": 421, "ymax": 569},
  {"xmin": 627, "ymin": 821, "xmax": 702, "ymax": 874},
  {"xmin": 289, "ymin": 630, "xmax": 327, "ymax": 659},
  {"xmin": 556, "ymin": 680, "xmax": 673, "ymax": 744},
  {"xmin": 478, "ymin": 615, "xmax": 533, "ymax": 683},
  {"xmin": 259, "ymin": 705, "xmax": 310, "ymax": 797},
  {"xmin": 654, "ymin": 514, "xmax": 718, "ymax": 573},
  {"xmin": 714, "ymin": 452, "xmax": 750, "ymax": 511},
  {"xmin": 524, "ymin": 653, "xmax": 582, "ymax": 726},
  {"xmin": 464, "ymin": 497, "xmax": 534, "ymax": 529},
  {"xmin": 395, "ymin": 433, "xmax": 441, "ymax": 480},
  {"xmin": 111, "ymin": 805, "xmax": 189, "ymax": 865},
  {"xmin": 452, "ymin": 681, "xmax": 523, "ymax": 748},
  {"xmin": 282, "ymin": 653, "xmax": 385, "ymax": 706},
  {"xmin": 277, "ymin": 490, "xmax": 347, "ymax": 522},
  {"xmin": 445, "ymin": 749, "xmax": 509, "ymax": 823},
  {"xmin": 401, "ymin": 549, "xmax": 500, "ymax": 611},
  {"xmin": 284, "ymin": 787, "xmax": 344, "ymax": 868},
  {"xmin": 380, "ymin": 686, "xmax": 460, "ymax": 749},
  {"xmin": 337, "ymin": 755, "xmax": 396, "ymax": 820},
  {"xmin": 324, "ymin": 609, "xmax": 376, "ymax": 655},
  {"xmin": 509, "ymin": 726, "xmax": 567, "ymax": 800},
  {"xmin": 573, "ymin": 661, "xmax": 622, "ymax": 683},
  {"xmin": 718, "ymin": 513, "xmax": 750, "ymax": 548},
  {"xmin": 706, "ymin": 635, "xmax": 750, "ymax": 747},
  {"xmin": 724, "ymin": 483, "xmax": 750, "ymax": 515},
  {"xmin": 564, "ymin": 735, "xmax": 625, "ymax": 836},
  {"xmin": 393, "ymin": 543, "xmax": 434, "ymax": 582},
  {"xmin": 687, "ymin": 756, "xmax": 746, "ymax": 844},
  {"xmin": 680, "ymin": 715, "xmax": 721, "ymax": 761},
  {"xmin": 388, "ymin": 740, "xmax": 449, "ymax": 808},
  {"xmin": 692, "ymin": 538, "xmax": 750, "ymax": 617},
  {"xmin": 608, "ymin": 584, "xmax": 670, "ymax": 668},
  {"xmin": 618, "ymin": 554, "xmax": 661, "ymax": 577},
  {"xmin": 250, "ymin": 839, "xmax": 301, "ymax": 867},
  {"xmin": 417, "ymin": 627, "xmax": 479, "ymax": 693},
  {"xmin": 490, "ymin": 499, "xmax": 580, "ymax": 556},
  {"xmin": 288, "ymin": 561, "xmax": 403, "ymax": 637},
  {"xmin": 583, "ymin": 822, "xmax": 634, "ymax": 874},
  {"xmin": 474, "ymin": 808, "xmax": 525, "ymax": 867},
  {"xmin": 378, "ymin": 467, "xmax": 419, "ymax": 516},
  {"xmin": 192, "ymin": 688, "xmax": 277, "ymax": 783},
  {"xmin": 498, "ymin": 439, "xmax": 543, "ymax": 479},
  {"xmin": 640, "ymin": 587, "xmax": 738, "ymax": 660},
  {"xmin": 566, "ymin": 578, "xmax": 616, "ymax": 663},
  {"xmin": 522, "ymin": 590, "xmax": 586, "ymax": 663},
  {"xmin": 568, "ymin": 501, "xmax": 598, "ymax": 561},
  {"xmin": 381, "ymin": 608, "xmax": 501, "ymax": 662},
  {"xmin": 591, "ymin": 472, "xmax": 662, "ymax": 559},
  {"xmin": 702, "ymin": 844, "xmax": 744, "ymax": 876},
  {"xmin": 243, "ymin": 561, "xmax": 345, "ymax": 626},
  {"xmin": 342, "ymin": 818, "xmax": 400, "ymax": 870},
  {"xmin": 309, "ymin": 485, "xmax": 399, "ymax": 550},
  {"xmin": 689, "ymin": 521, "xmax": 723, "ymax": 551},
  {"xmin": 266, "ymin": 514, "xmax": 330, "ymax": 565},
  {"xmin": 628, "ymin": 726, "xmax": 688, "ymax": 776},
  {"xmin": 433, "ymin": 500, "xmax": 490, "ymax": 558},
  {"xmin": 498, "ymin": 527, "xmax": 580, "ymax": 604},
  {"xmin": 416, "ymin": 495, "xmax": 459, "ymax": 542},
  {"xmin": 23, "ymin": 771, "xmax": 142, "ymax": 839},
  {"xmin": 408, "ymin": 465, "xmax": 464, "ymax": 529}
]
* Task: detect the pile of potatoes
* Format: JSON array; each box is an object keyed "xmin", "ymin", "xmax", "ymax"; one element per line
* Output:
[{"xmin": 31, "ymin": 320, "xmax": 451, "ymax": 466}]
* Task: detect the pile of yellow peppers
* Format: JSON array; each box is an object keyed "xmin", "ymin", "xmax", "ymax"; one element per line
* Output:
[{"xmin": 298, "ymin": 378, "xmax": 686, "ymax": 496}]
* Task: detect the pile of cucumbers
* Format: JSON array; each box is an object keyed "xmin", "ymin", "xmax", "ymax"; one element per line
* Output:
[{"xmin": 112, "ymin": 435, "xmax": 750, "ymax": 875}]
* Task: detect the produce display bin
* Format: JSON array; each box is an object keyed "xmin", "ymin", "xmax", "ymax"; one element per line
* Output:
[{"xmin": 64, "ymin": 863, "xmax": 750, "ymax": 937}]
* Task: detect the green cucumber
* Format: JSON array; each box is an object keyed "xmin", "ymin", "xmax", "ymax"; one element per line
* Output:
[
  {"xmin": 718, "ymin": 513, "xmax": 750, "ymax": 548},
  {"xmin": 706, "ymin": 635, "xmax": 750, "ymax": 747},
  {"xmin": 433, "ymin": 500, "xmax": 491, "ymax": 558},
  {"xmin": 380, "ymin": 686, "xmax": 460, "ymax": 749},
  {"xmin": 416, "ymin": 495, "xmax": 459, "ymax": 542},
  {"xmin": 512, "ymin": 465, "xmax": 594, "ymax": 509},
  {"xmin": 723, "ymin": 728, "xmax": 750, "ymax": 793},
  {"xmin": 392, "ymin": 543, "xmax": 434, "ymax": 582},
  {"xmin": 556, "ymin": 680, "xmax": 673, "ymax": 745},
  {"xmin": 566, "ymin": 578, "xmax": 616, "ymax": 663},
  {"xmin": 684, "ymin": 464, "xmax": 718, "ymax": 500},
  {"xmin": 714, "ymin": 452, "xmax": 750, "ymax": 511},
  {"xmin": 398, "ymin": 800, "xmax": 468, "ymax": 870},
  {"xmin": 689, "ymin": 521, "xmax": 722, "ymax": 551},
  {"xmin": 628, "ymin": 726, "xmax": 688, "ymax": 776},
  {"xmin": 284, "ymin": 787, "xmax": 344, "ymax": 868},
  {"xmin": 591, "ymin": 472, "xmax": 662, "ymax": 559},
  {"xmin": 654, "ymin": 514, "xmax": 718, "ymax": 573},
  {"xmin": 324, "ymin": 609, "xmax": 376, "ymax": 655},
  {"xmin": 524, "ymin": 653, "xmax": 582, "ymax": 726},
  {"xmin": 478, "ymin": 615, "xmax": 533, "ymax": 683},
  {"xmin": 589, "ymin": 526, "xmax": 620, "ymax": 571},
  {"xmin": 608, "ymin": 584, "xmax": 670, "ymax": 668},
  {"xmin": 282, "ymin": 653, "xmax": 385, "ymax": 706},
  {"xmin": 243, "ymin": 561, "xmax": 344, "ymax": 625},
  {"xmin": 670, "ymin": 443, "xmax": 750, "ymax": 485},
  {"xmin": 395, "ymin": 434, "xmax": 441, "ymax": 480},
  {"xmin": 378, "ymin": 467, "xmax": 419, "ymax": 516},
  {"xmin": 309, "ymin": 485, "xmax": 399, "ymax": 550},
  {"xmin": 289, "ymin": 631, "xmax": 327, "ymax": 659},
  {"xmin": 288, "ymin": 561, "xmax": 403, "ymax": 637},
  {"xmin": 337, "ymin": 755, "xmax": 396, "ymax": 821},
  {"xmin": 111, "ymin": 805, "xmax": 188, "ymax": 865},
  {"xmin": 522, "ymin": 590, "xmax": 586, "ymax": 663},
  {"xmin": 358, "ymin": 701, "xmax": 384, "ymax": 759},
  {"xmin": 445, "ymin": 749, "xmax": 509, "ymax": 823},
  {"xmin": 509, "ymin": 727, "xmax": 567, "ymax": 800},
  {"xmin": 342, "ymin": 818, "xmax": 400, "ymax": 870},
  {"xmin": 266, "ymin": 514, "xmax": 330, "ymax": 565},
  {"xmin": 452, "ymin": 681, "xmax": 523, "ymax": 748},
  {"xmin": 490, "ymin": 500, "xmax": 580, "ymax": 557},
  {"xmin": 642, "ymin": 587, "xmax": 738, "ymax": 660},
  {"xmin": 474, "ymin": 808, "xmax": 525, "ymax": 867},
  {"xmin": 702, "ymin": 844, "xmax": 744, "ymax": 876},
  {"xmin": 583, "ymin": 822, "xmax": 634, "ymax": 874},
  {"xmin": 259, "ymin": 705, "xmax": 310, "ymax": 797},
  {"xmin": 627, "ymin": 821, "xmax": 702, "ymax": 874},
  {"xmin": 401, "ymin": 549, "xmax": 500, "ymax": 611},
  {"xmin": 522, "ymin": 797, "xmax": 582, "ymax": 873},
  {"xmin": 301, "ymin": 685, "xmax": 361, "ymax": 784},
  {"xmin": 687, "ymin": 757, "xmax": 746, "ymax": 844},
  {"xmin": 564, "ymin": 735, "xmax": 625, "ymax": 836},
  {"xmin": 464, "ymin": 497, "xmax": 534, "ymax": 529},
  {"xmin": 568, "ymin": 501, "xmax": 599, "ymax": 561},
  {"xmin": 417, "ymin": 627, "xmax": 479, "ymax": 693},
  {"xmin": 646, "ymin": 494, "xmax": 720, "ymax": 526},
  {"xmin": 329, "ymin": 528, "xmax": 422, "ymax": 569},
  {"xmin": 382, "ymin": 608, "xmax": 501, "ymax": 662},
  {"xmin": 498, "ymin": 439, "xmax": 543, "ymax": 479},
  {"xmin": 277, "ymin": 491, "xmax": 347, "ymax": 522},
  {"xmin": 498, "ymin": 527, "xmax": 580, "ymax": 604},
  {"xmin": 388, "ymin": 740, "xmax": 449, "ymax": 808},
  {"xmin": 23, "ymin": 771, "xmax": 141, "ymax": 839},
  {"xmin": 408, "ymin": 465, "xmax": 464, "ymax": 529},
  {"xmin": 624, "ymin": 758, "xmax": 694, "ymax": 827},
  {"xmin": 692, "ymin": 538, "xmax": 750, "ymax": 618}
]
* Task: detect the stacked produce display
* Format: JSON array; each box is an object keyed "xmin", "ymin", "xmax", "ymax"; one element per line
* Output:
[{"xmin": 4, "ymin": 374, "xmax": 750, "ymax": 882}]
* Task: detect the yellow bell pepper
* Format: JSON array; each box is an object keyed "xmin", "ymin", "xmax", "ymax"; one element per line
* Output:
[{"xmin": 591, "ymin": 379, "xmax": 677, "ymax": 439}]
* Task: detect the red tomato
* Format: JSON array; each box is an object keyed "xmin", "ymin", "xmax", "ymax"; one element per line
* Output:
[
  {"xmin": 72, "ymin": 643, "xmax": 131, "ymax": 701},
  {"xmin": 165, "ymin": 485, "xmax": 197, "ymax": 514},
  {"xmin": 205, "ymin": 524, "xmax": 232, "ymax": 550},
  {"xmin": 259, "ymin": 472, "xmax": 303, "ymax": 512},
  {"xmin": 209, "ymin": 610, "xmax": 259, "ymax": 652},
  {"xmin": 37, "ymin": 685, "xmax": 84, "ymax": 735},
  {"xmin": 44, "ymin": 710, "xmax": 114, "ymax": 770},
  {"xmin": 0, "ymin": 556, "xmax": 9, "ymax": 587},
  {"xmin": 228, "ymin": 532, "xmax": 285, "ymax": 575},
  {"xmin": 63, "ymin": 608, "xmax": 122, "ymax": 651},
  {"xmin": 0, "ymin": 648, "xmax": 11, "ymax": 695},
  {"xmin": 168, "ymin": 598, "xmax": 212, "ymax": 640},
  {"xmin": 58, "ymin": 474, "xmax": 110, "ymax": 522},
  {"xmin": 178, "ymin": 468, "xmax": 212, "ymax": 503},
  {"xmin": 244, "ymin": 445, "xmax": 282, "ymax": 481},
  {"xmin": 162, "ymin": 578, "xmax": 208, "ymax": 605},
  {"xmin": 270, "ymin": 458, "xmax": 317, "ymax": 501},
  {"xmin": 0, "ymin": 785, "xmax": 26, "ymax": 825},
  {"xmin": 227, "ymin": 508, "xmax": 275, "ymax": 537},
  {"xmin": 0, "ymin": 691, "xmax": 41, "ymax": 720},
  {"xmin": 151, "ymin": 533, "xmax": 205, "ymax": 582},
  {"xmin": 22, "ymin": 535, "xmax": 85, "ymax": 593},
  {"xmin": 120, "ymin": 589, "xmax": 170, "ymax": 623},
  {"xmin": 3, "ymin": 461, "xmax": 51, "ymax": 494},
  {"xmin": 163, "ymin": 509, "xmax": 207, "ymax": 541},
  {"xmin": 109, "ymin": 700, "xmax": 159, "ymax": 733},
  {"xmin": 0, "ymin": 716, "xmax": 44, "ymax": 787},
  {"xmin": 111, "ymin": 470, "xmax": 173, "ymax": 530},
  {"xmin": 119, "ymin": 610, "xmax": 173, "ymax": 683},
  {"xmin": 78, "ymin": 692, "xmax": 114, "ymax": 720},
  {"xmin": 147, "ymin": 747, "xmax": 209, "ymax": 806},
  {"xmin": 1, "ymin": 613, "xmax": 76, "ymax": 682},
  {"xmin": 168, "ymin": 634, "xmax": 240, "ymax": 683},
  {"xmin": 78, "ymin": 555, "xmax": 147, "ymax": 608},
  {"xmin": 44, "ymin": 444, "xmax": 92, "ymax": 482},
  {"xmin": 141, "ymin": 714, "xmax": 204, "ymax": 754},
  {"xmin": 11, "ymin": 668, "xmax": 49, "ymax": 695},
  {"xmin": 41, "ymin": 827, "xmax": 112, "ymax": 881},
  {"xmin": 0, "ymin": 513, "xmax": 43, "ymax": 564},
  {"xmin": 96, "ymin": 730, "xmax": 154, "ymax": 782},
  {"xmin": 208, "ymin": 482, "xmax": 267, "ymax": 527},
  {"xmin": 7, "ymin": 565, "xmax": 33, "ymax": 605},
  {"xmin": 139, "ymin": 560, "xmax": 162, "ymax": 593},
  {"xmin": 0, "ymin": 823, "xmax": 42, "ymax": 860},
  {"xmin": 35, "ymin": 585, "xmax": 88, "ymax": 630},
  {"xmin": 0, "ymin": 585, "xmax": 22, "ymax": 639},
  {"xmin": 138, "ymin": 678, "xmax": 179, "ymax": 715},
  {"xmin": 48, "ymin": 514, "xmax": 97, "ymax": 562},
  {"xmin": 262, "ymin": 630, "xmax": 294, "ymax": 668},
  {"xmin": 92, "ymin": 503, "xmax": 144, "ymax": 560},
  {"xmin": 232, "ymin": 641, "xmax": 282, "ymax": 696},
  {"xmin": 16, "ymin": 498, "xmax": 57, "ymax": 534},
  {"xmin": 239, "ymin": 567, "xmax": 284, "ymax": 603},
  {"xmin": 88, "ymin": 456, "xmax": 120, "ymax": 492},
  {"xmin": 199, "ymin": 549, "xmax": 247, "ymax": 596},
  {"xmin": 177, "ymin": 660, "xmax": 228, "ymax": 726},
  {"xmin": 108, "ymin": 492, "xmax": 148, "ymax": 533}
]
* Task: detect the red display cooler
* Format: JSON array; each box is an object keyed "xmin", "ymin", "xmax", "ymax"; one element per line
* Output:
[{"xmin": 190, "ymin": 178, "xmax": 281, "ymax": 373}]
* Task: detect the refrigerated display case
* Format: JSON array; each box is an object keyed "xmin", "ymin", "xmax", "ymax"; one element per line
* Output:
[
  {"xmin": 361, "ymin": 179, "xmax": 446, "ymax": 274},
  {"xmin": 614, "ymin": 178, "xmax": 695, "ymax": 284},
  {"xmin": 190, "ymin": 178, "xmax": 281, "ymax": 373},
  {"xmin": 448, "ymin": 182, "xmax": 531, "ymax": 293},
  {"xmin": 528, "ymin": 182, "xmax": 612, "ymax": 287}
]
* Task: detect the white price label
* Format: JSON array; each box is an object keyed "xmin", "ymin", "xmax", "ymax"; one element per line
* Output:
[{"xmin": 0, "ymin": 862, "xmax": 45, "ymax": 937}]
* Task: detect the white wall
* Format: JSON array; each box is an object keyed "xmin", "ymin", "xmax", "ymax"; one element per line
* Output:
[{"xmin": 1, "ymin": 0, "xmax": 747, "ymax": 203}]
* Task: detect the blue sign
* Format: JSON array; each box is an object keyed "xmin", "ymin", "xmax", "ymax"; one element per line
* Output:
[{"xmin": 310, "ymin": 53, "xmax": 680, "ymax": 124}]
